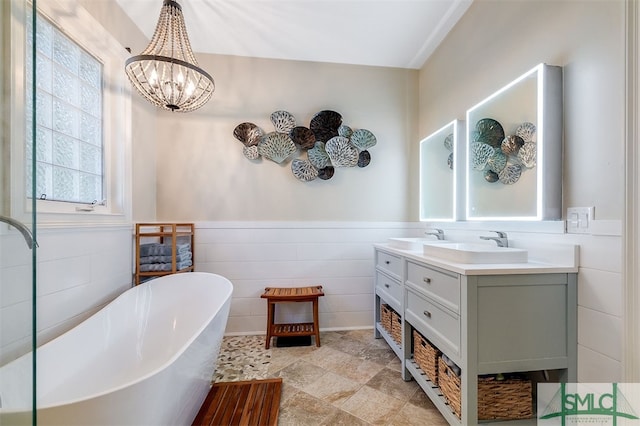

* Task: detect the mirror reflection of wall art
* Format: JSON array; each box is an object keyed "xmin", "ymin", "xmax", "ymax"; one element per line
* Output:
[
  {"xmin": 233, "ymin": 110, "xmax": 377, "ymax": 182},
  {"xmin": 419, "ymin": 120, "xmax": 465, "ymax": 221},
  {"xmin": 470, "ymin": 118, "xmax": 537, "ymax": 185},
  {"xmin": 465, "ymin": 63, "xmax": 562, "ymax": 221}
]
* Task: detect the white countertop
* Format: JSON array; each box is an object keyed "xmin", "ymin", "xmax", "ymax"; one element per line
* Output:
[{"xmin": 373, "ymin": 242, "xmax": 579, "ymax": 275}]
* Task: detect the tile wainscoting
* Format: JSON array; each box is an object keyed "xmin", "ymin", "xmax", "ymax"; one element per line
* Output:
[
  {"xmin": 0, "ymin": 224, "xmax": 132, "ymax": 364},
  {"xmin": 0, "ymin": 219, "xmax": 623, "ymax": 386},
  {"xmin": 194, "ymin": 222, "xmax": 425, "ymax": 335},
  {"xmin": 194, "ymin": 220, "xmax": 623, "ymax": 383}
]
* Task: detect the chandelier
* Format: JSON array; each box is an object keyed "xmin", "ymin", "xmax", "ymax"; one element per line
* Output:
[{"xmin": 125, "ymin": 0, "xmax": 214, "ymax": 112}]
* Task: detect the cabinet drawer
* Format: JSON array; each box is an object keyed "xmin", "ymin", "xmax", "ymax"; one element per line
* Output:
[
  {"xmin": 406, "ymin": 261, "xmax": 460, "ymax": 313},
  {"xmin": 376, "ymin": 250, "xmax": 402, "ymax": 278},
  {"xmin": 406, "ymin": 288, "xmax": 460, "ymax": 356},
  {"xmin": 376, "ymin": 271, "xmax": 402, "ymax": 309}
]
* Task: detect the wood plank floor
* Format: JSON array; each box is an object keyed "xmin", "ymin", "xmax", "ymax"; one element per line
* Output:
[{"xmin": 192, "ymin": 378, "xmax": 283, "ymax": 426}]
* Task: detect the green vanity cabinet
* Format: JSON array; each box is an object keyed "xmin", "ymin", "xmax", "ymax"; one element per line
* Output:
[
  {"xmin": 373, "ymin": 249, "xmax": 404, "ymax": 361},
  {"xmin": 374, "ymin": 245, "xmax": 577, "ymax": 426}
]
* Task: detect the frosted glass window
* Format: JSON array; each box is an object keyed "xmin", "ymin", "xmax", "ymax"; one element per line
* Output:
[{"xmin": 26, "ymin": 10, "xmax": 103, "ymax": 204}]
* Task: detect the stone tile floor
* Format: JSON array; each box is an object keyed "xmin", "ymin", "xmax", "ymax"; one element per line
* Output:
[{"xmin": 214, "ymin": 330, "xmax": 449, "ymax": 425}]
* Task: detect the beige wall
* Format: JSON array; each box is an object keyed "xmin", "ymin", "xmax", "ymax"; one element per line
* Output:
[
  {"xmin": 153, "ymin": 55, "xmax": 418, "ymax": 221},
  {"xmin": 417, "ymin": 0, "xmax": 625, "ymax": 221},
  {"xmin": 80, "ymin": 0, "xmax": 625, "ymax": 222}
]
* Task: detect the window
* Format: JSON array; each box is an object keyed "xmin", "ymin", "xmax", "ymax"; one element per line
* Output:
[
  {"xmin": 8, "ymin": 0, "xmax": 132, "ymax": 224},
  {"xmin": 26, "ymin": 12, "xmax": 104, "ymax": 205}
]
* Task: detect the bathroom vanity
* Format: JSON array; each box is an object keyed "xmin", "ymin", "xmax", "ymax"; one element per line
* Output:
[{"xmin": 373, "ymin": 242, "xmax": 577, "ymax": 425}]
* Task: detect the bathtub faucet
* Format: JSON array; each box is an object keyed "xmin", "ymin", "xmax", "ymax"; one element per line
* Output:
[
  {"xmin": 425, "ymin": 228, "xmax": 445, "ymax": 240},
  {"xmin": 480, "ymin": 231, "xmax": 508, "ymax": 247},
  {"xmin": 0, "ymin": 215, "xmax": 38, "ymax": 249}
]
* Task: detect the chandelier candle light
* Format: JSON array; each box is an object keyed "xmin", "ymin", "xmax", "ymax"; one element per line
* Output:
[{"xmin": 125, "ymin": 0, "xmax": 214, "ymax": 112}]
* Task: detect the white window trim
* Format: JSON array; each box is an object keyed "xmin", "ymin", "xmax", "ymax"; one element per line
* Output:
[{"xmin": 8, "ymin": 0, "xmax": 131, "ymax": 226}]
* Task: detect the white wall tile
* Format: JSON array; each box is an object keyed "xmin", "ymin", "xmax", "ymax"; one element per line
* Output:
[
  {"xmin": 204, "ymin": 243, "xmax": 298, "ymax": 262},
  {"xmin": 37, "ymin": 255, "xmax": 93, "ymax": 296},
  {"xmin": 574, "ymin": 234, "xmax": 622, "ymax": 273},
  {"xmin": 578, "ymin": 345, "xmax": 622, "ymax": 383},
  {"xmin": 577, "ymin": 268, "xmax": 623, "ymax": 316},
  {"xmin": 578, "ymin": 306, "xmax": 623, "ymax": 361},
  {"xmin": 0, "ymin": 225, "xmax": 132, "ymax": 363},
  {"xmin": 0, "ymin": 301, "xmax": 32, "ymax": 347},
  {"xmin": 196, "ymin": 223, "xmax": 411, "ymax": 334},
  {"xmin": 1, "ymin": 264, "xmax": 31, "ymax": 307},
  {"xmin": 0, "ymin": 234, "xmax": 32, "ymax": 268},
  {"xmin": 0, "ymin": 220, "xmax": 625, "ymax": 385},
  {"xmin": 225, "ymin": 315, "xmax": 267, "ymax": 335}
]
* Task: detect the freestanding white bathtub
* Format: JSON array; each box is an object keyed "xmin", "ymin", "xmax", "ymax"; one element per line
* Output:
[{"xmin": 0, "ymin": 272, "xmax": 233, "ymax": 426}]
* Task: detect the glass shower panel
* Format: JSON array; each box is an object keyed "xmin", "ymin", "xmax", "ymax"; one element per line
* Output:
[{"xmin": 0, "ymin": 0, "xmax": 38, "ymax": 424}]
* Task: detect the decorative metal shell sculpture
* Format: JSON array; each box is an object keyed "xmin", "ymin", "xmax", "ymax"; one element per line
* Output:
[
  {"xmin": 325, "ymin": 136, "xmax": 358, "ymax": 167},
  {"xmin": 470, "ymin": 119, "xmax": 535, "ymax": 187},
  {"xmin": 258, "ymin": 132, "xmax": 296, "ymax": 164},
  {"xmin": 475, "ymin": 118, "xmax": 504, "ymax": 148},
  {"xmin": 291, "ymin": 159, "xmax": 318, "ymax": 182},
  {"xmin": 448, "ymin": 152, "xmax": 454, "ymax": 170},
  {"xmin": 308, "ymin": 141, "xmax": 330, "ymax": 169},
  {"xmin": 484, "ymin": 170, "xmax": 499, "ymax": 183},
  {"xmin": 471, "ymin": 142, "xmax": 495, "ymax": 171},
  {"xmin": 233, "ymin": 122, "xmax": 264, "ymax": 147},
  {"xmin": 498, "ymin": 164, "xmax": 522, "ymax": 185},
  {"xmin": 233, "ymin": 110, "xmax": 376, "ymax": 182},
  {"xmin": 318, "ymin": 166, "xmax": 335, "ymax": 180},
  {"xmin": 486, "ymin": 150, "xmax": 507, "ymax": 173},
  {"xmin": 358, "ymin": 150, "xmax": 371, "ymax": 168},
  {"xmin": 338, "ymin": 125, "xmax": 353, "ymax": 138},
  {"xmin": 501, "ymin": 135, "xmax": 525, "ymax": 156},
  {"xmin": 516, "ymin": 122, "xmax": 536, "ymax": 143},
  {"xmin": 444, "ymin": 133, "xmax": 454, "ymax": 152},
  {"xmin": 310, "ymin": 110, "xmax": 342, "ymax": 142},
  {"xmin": 243, "ymin": 145, "xmax": 260, "ymax": 160},
  {"xmin": 289, "ymin": 126, "xmax": 316, "ymax": 150},
  {"xmin": 350, "ymin": 128, "xmax": 377, "ymax": 152},
  {"xmin": 270, "ymin": 110, "xmax": 296, "ymax": 133},
  {"xmin": 517, "ymin": 142, "xmax": 537, "ymax": 168}
]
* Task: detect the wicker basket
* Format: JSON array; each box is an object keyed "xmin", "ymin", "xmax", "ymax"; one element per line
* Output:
[
  {"xmin": 413, "ymin": 330, "xmax": 441, "ymax": 385},
  {"xmin": 380, "ymin": 304, "xmax": 393, "ymax": 334},
  {"xmin": 390, "ymin": 310, "xmax": 402, "ymax": 345},
  {"xmin": 438, "ymin": 358, "xmax": 533, "ymax": 421}
]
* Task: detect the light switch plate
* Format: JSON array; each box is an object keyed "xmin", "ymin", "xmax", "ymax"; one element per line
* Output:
[{"xmin": 566, "ymin": 206, "xmax": 595, "ymax": 234}]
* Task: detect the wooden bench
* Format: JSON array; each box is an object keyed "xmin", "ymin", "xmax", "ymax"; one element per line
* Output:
[{"xmin": 260, "ymin": 286, "xmax": 324, "ymax": 349}]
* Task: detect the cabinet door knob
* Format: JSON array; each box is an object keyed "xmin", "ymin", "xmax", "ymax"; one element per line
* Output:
[
  {"xmin": 423, "ymin": 310, "xmax": 432, "ymax": 318},
  {"xmin": 385, "ymin": 260, "xmax": 390, "ymax": 265},
  {"xmin": 423, "ymin": 277, "xmax": 431, "ymax": 284},
  {"xmin": 384, "ymin": 284, "xmax": 390, "ymax": 288}
]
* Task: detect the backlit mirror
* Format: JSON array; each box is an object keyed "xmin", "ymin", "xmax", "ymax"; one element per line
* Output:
[
  {"xmin": 419, "ymin": 120, "xmax": 464, "ymax": 221},
  {"xmin": 465, "ymin": 63, "xmax": 562, "ymax": 221}
]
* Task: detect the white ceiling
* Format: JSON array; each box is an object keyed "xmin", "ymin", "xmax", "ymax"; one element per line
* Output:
[{"xmin": 115, "ymin": 0, "xmax": 472, "ymax": 69}]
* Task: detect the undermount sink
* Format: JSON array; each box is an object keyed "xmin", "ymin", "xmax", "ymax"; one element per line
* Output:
[
  {"xmin": 422, "ymin": 242, "xmax": 528, "ymax": 264},
  {"xmin": 387, "ymin": 237, "xmax": 448, "ymax": 250}
]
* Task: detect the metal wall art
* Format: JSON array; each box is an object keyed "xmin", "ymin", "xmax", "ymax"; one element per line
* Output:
[
  {"xmin": 470, "ymin": 118, "xmax": 536, "ymax": 185},
  {"xmin": 233, "ymin": 110, "xmax": 377, "ymax": 182}
]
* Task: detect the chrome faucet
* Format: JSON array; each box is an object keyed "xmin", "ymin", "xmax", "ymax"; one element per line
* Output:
[
  {"xmin": 480, "ymin": 231, "xmax": 508, "ymax": 247},
  {"xmin": 0, "ymin": 215, "xmax": 38, "ymax": 249},
  {"xmin": 425, "ymin": 228, "xmax": 445, "ymax": 240}
]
